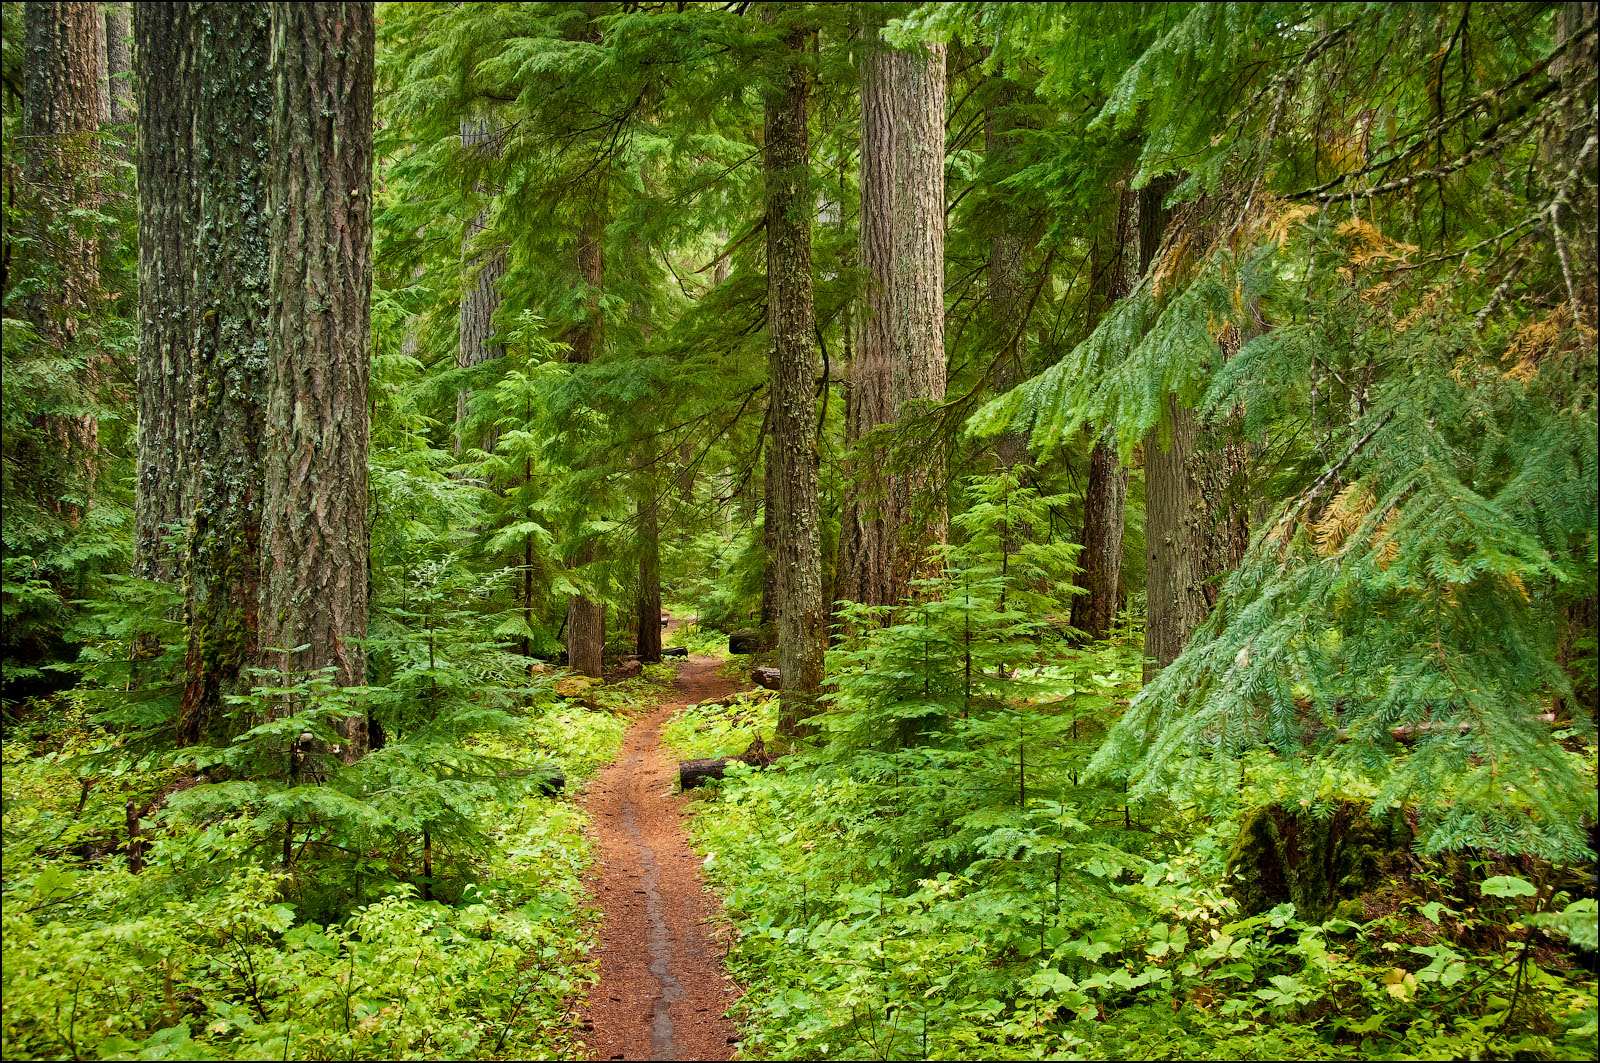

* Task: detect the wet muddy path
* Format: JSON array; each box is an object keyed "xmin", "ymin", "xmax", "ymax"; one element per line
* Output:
[{"xmin": 577, "ymin": 656, "xmax": 743, "ymax": 1061}]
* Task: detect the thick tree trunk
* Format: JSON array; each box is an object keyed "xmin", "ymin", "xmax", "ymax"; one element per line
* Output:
[
  {"xmin": 763, "ymin": 14, "xmax": 826, "ymax": 737},
  {"xmin": 259, "ymin": 0, "xmax": 375, "ymax": 761},
  {"xmin": 105, "ymin": 3, "xmax": 132, "ymax": 125},
  {"xmin": 177, "ymin": 3, "xmax": 272, "ymax": 745},
  {"xmin": 1143, "ymin": 397, "xmax": 1207, "ymax": 680},
  {"xmin": 1140, "ymin": 180, "xmax": 1249, "ymax": 678},
  {"xmin": 132, "ymin": 4, "xmax": 194, "ymax": 583},
  {"xmin": 635, "ymin": 482, "xmax": 662, "ymax": 663},
  {"xmin": 1072, "ymin": 188, "xmax": 1136, "ymax": 640},
  {"xmin": 566, "ymin": 221, "xmax": 607, "ymax": 678},
  {"xmin": 837, "ymin": 17, "xmax": 947, "ymax": 611},
  {"xmin": 24, "ymin": 2, "xmax": 103, "ymax": 519},
  {"xmin": 455, "ymin": 116, "xmax": 506, "ymax": 456}
]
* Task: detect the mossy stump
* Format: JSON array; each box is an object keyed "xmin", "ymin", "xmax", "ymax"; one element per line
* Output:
[{"xmin": 1226, "ymin": 803, "xmax": 1412, "ymax": 923}]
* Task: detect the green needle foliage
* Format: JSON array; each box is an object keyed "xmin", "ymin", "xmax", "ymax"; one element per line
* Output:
[{"xmin": 3, "ymin": 2, "xmax": 1596, "ymax": 1060}]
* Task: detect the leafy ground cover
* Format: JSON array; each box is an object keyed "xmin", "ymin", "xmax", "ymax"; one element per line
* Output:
[
  {"xmin": 0, "ymin": 688, "xmax": 639, "ymax": 1061},
  {"xmin": 674, "ymin": 629, "xmax": 1597, "ymax": 1061}
]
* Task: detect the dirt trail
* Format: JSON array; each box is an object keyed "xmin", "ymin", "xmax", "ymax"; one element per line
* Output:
[{"xmin": 577, "ymin": 654, "xmax": 744, "ymax": 1061}]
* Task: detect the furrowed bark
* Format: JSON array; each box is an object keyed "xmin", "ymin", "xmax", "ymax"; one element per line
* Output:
[
  {"xmin": 178, "ymin": 3, "xmax": 272, "ymax": 744},
  {"xmin": 763, "ymin": 10, "xmax": 825, "ymax": 735},
  {"xmin": 133, "ymin": 3, "xmax": 194, "ymax": 583},
  {"xmin": 1140, "ymin": 180, "xmax": 1250, "ymax": 678},
  {"xmin": 455, "ymin": 115, "xmax": 506, "ymax": 456},
  {"xmin": 105, "ymin": 3, "xmax": 133, "ymax": 125},
  {"xmin": 837, "ymin": 13, "xmax": 947, "ymax": 612},
  {"xmin": 259, "ymin": 0, "xmax": 375, "ymax": 761},
  {"xmin": 24, "ymin": 1, "xmax": 103, "ymax": 520}
]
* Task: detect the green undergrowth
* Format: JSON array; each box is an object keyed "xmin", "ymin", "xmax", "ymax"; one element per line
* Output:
[
  {"xmin": 662, "ymin": 616, "xmax": 729, "ymax": 658},
  {"xmin": 0, "ymin": 679, "xmax": 641, "ymax": 1061},
  {"xmin": 661, "ymin": 687, "xmax": 778, "ymax": 761},
  {"xmin": 689, "ymin": 734, "xmax": 1598, "ymax": 1061}
]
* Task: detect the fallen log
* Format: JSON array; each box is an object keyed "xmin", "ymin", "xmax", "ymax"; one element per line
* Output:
[
  {"xmin": 661, "ymin": 646, "xmax": 689, "ymax": 658},
  {"xmin": 679, "ymin": 757, "xmax": 733, "ymax": 790},
  {"xmin": 728, "ymin": 629, "xmax": 766, "ymax": 654},
  {"xmin": 679, "ymin": 736, "xmax": 777, "ymax": 790},
  {"xmin": 751, "ymin": 666, "xmax": 781, "ymax": 690},
  {"xmin": 513, "ymin": 766, "xmax": 566, "ymax": 795}
]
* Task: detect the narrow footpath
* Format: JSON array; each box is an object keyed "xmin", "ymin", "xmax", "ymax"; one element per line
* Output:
[{"xmin": 577, "ymin": 654, "xmax": 745, "ymax": 1061}]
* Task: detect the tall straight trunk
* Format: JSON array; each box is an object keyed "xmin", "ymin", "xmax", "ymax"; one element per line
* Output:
[
  {"xmin": 132, "ymin": 3, "xmax": 193, "ymax": 583},
  {"xmin": 837, "ymin": 16, "xmax": 947, "ymax": 610},
  {"xmin": 566, "ymin": 221, "xmax": 606, "ymax": 678},
  {"xmin": 177, "ymin": 3, "xmax": 272, "ymax": 744},
  {"xmin": 1140, "ymin": 180, "xmax": 1250, "ymax": 678},
  {"xmin": 24, "ymin": 2, "xmax": 103, "ymax": 516},
  {"xmin": 983, "ymin": 73, "xmax": 1034, "ymax": 472},
  {"xmin": 94, "ymin": 4, "xmax": 110, "ymax": 124},
  {"xmin": 259, "ymin": 0, "xmax": 375, "ymax": 761},
  {"xmin": 763, "ymin": 11, "xmax": 825, "ymax": 734},
  {"xmin": 1072, "ymin": 187, "xmax": 1136, "ymax": 640},
  {"xmin": 1143, "ymin": 396, "xmax": 1206, "ymax": 679},
  {"xmin": 455, "ymin": 116, "xmax": 506, "ymax": 456},
  {"xmin": 1140, "ymin": 179, "xmax": 1197, "ymax": 680},
  {"xmin": 105, "ymin": 3, "xmax": 133, "ymax": 125},
  {"xmin": 635, "ymin": 482, "xmax": 662, "ymax": 663}
]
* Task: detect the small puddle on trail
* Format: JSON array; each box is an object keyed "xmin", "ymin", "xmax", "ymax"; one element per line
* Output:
[
  {"xmin": 616, "ymin": 749, "xmax": 686, "ymax": 1059},
  {"xmin": 577, "ymin": 656, "xmax": 742, "ymax": 1062}
]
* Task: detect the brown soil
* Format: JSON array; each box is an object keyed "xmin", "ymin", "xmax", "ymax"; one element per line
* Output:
[{"xmin": 577, "ymin": 654, "xmax": 744, "ymax": 1061}]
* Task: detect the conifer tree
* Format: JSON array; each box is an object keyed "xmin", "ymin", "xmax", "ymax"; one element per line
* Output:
[
  {"xmin": 104, "ymin": 2, "xmax": 132, "ymax": 126},
  {"xmin": 23, "ymin": 2, "xmax": 103, "ymax": 515},
  {"xmin": 565, "ymin": 219, "xmax": 607, "ymax": 678},
  {"xmin": 132, "ymin": 3, "xmax": 196, "ymax": 586},
  {"xmin": 259, "ymin": 0, "xmax": 375, "ymax": 760},
  {"xmin": 1071, "ymin": 189, "xmax": 1135, "ymax": 642},
  {"xmin": 177, "ymin": 3, "xmax": 272, "ymax": 743},
  {"xmin": 838, "ymin": 10, "xmax": 948, "ymax": 611},
  {"xmin": 763, "ymin": 5, "xmax": 824, "ymax": 734},
  {"xmin": 455, "ymin": 114, "xmax": 506, "ymax": 457}
]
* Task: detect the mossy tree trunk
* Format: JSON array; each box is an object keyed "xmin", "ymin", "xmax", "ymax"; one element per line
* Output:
[
  {"xmin": 24, "ymin": 1, "xmax": 103, "ymax": 522},
  {"xmin": 132, "ymin": 3, "xmax": 194, "ymax": 584},
  {"xmin": 177, "ymin": 3, "xmax": 272, "ymax": 744},
  {"xmin": 837, "ymin": 12, "xmax": 947, "ymax": 611},
  {"xmin": 105, "ymin": 3, "xmax": 133, "ymax": 126},
  {"xmin": 762, "ymin": 8, "xmax": 825, "ymax": 736},
  {"xmin": 259, "ymin": 0, "xmax": 375, "ymax": 761}
]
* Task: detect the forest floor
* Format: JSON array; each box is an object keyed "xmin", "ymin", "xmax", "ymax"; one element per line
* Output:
[{"xmin": 576, "ymin": 651, "xmax": 746, "ymax": 1061}]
